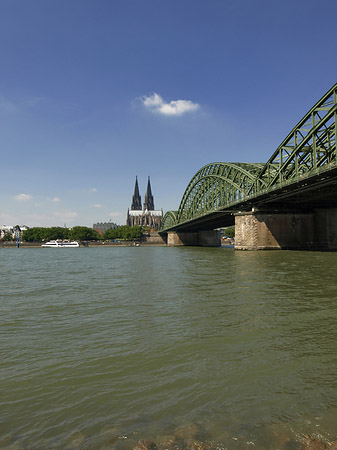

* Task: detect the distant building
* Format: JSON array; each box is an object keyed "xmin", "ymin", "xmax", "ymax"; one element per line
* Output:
[
  {"xmin": 93, "ymin": 221, "xmax": 118, "ymax": 236},
  {"xmin": 0, "ymin": 225, "xmax": 29, "ymax": 240},
  {"xmin": 126, "ymin": 176, "xmax": 163, "ymax": 229},
  {"xmin": 0, "ymin": 225, "xmax": 13, "ymax": 239}
]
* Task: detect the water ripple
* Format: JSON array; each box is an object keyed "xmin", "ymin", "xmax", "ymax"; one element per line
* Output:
[{"xmin": 1, "ymin": 247, "xmax": 337, "ymax": 448}]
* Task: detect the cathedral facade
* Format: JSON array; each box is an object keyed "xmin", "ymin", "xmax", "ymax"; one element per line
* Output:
[{"xmin": 126, "ymin": 177, "xmax": 163, "ymax": 229}]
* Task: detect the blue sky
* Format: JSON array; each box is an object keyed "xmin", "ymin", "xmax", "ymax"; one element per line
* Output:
[{"xmin": 1, "ymin": 0, "xmax": 337, "ymax": 227}]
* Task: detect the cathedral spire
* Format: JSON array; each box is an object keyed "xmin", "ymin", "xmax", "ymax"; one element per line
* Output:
[
  {"xmin": 131, "ymin": 176, "xmax": 142, "ymax": 210},
  {"xmin": 143, "ymin": 176, "xmax": 154, "ymax": 211}
]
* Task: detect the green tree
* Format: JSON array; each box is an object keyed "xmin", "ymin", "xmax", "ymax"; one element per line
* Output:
[
  {"xmin": 22, "ymin": 227, "xmax": 42, "ymax": 241},
  {"xmin": 2, "ymin": 232, "xmax": 14, "ymax": 241},
  {"xmin": 103, "ymin": 228, "xmax": 118, "ymax": 240},
  {"xmin": 69, "ymin": 226, "xmax": 100, "ymax": 241},
  {"xmin": 223, "ymin": 226, "xmax": 235, "ymax": 238},
  {"xmin": 102, "ymin": 226, "xmax": 143, "ymax": 241},
  {"xmin": 21, "ymin": 226, "xmax": 100, "ymax": 242},
  {"xmin": 44, "ymin": 227, "xmax": 69, "ymax": 241},
  {"xmin": 22, "ymin": 227, "xmax": 70, "ymax": 242},
  {"xmin": 127, "ymin": 226, "xmax": 143, "ymax": 240}
]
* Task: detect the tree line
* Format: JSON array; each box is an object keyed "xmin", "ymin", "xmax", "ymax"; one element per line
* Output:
[
  {"xmin": 102, "ymin": 225, "xmax": 143, "ymax": 241},
  {"xmin": 19, "ymin": 225, "xmax": 144, "ymax": 242}
]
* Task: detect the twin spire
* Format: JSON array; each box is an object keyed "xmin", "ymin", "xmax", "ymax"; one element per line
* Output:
[
  {"xmin": 131, "ymin": 176, "xmax": 154, "ymax": 211},
  {"xmin": 131, "ymin": 176, "xmax": 142, "ymax": 210}
]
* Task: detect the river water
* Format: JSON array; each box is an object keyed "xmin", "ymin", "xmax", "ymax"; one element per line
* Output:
[{"xmin": 1, "ymin": 246, "xmax": 337, "ymax": 449}]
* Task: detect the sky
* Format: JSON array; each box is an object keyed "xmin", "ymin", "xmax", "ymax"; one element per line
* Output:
[{"xmin": 1, "ymin": 0, "xmax": 337, "ymax": 227}]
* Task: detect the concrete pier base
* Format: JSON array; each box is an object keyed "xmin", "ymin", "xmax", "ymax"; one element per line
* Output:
[
  {"xmin": 235, "ymin": 211, "xmax": 315, "ymax": 250},
  {"xmin": 315, "ymin": 208, "xmax": 337, "ymax": 250},
  {"xmin": 235, "ymin": 208, "xmax": 337, "ymax": 250},
  {"xmin": 167, "ymin": 230, "xmax": 220, "ymax": 247},
  {"xmin": 198, "ymin": 230, "xmax": 221, "ymax": 247},
  {"xmin": 167, "ymin": 232, "xmax": 198, "ymax": 246}
]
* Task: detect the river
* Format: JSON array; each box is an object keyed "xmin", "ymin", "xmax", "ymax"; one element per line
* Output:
[{"xmin": 1, "ymin": 247, "xmax": 337, "ymax": 449}]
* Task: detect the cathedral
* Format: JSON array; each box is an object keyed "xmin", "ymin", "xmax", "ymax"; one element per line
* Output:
[{"xmin": 126, "ymin": 177, "xmax": 163, "ymax": 229}]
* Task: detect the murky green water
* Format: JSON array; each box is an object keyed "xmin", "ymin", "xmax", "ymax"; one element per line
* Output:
[{"xmin": 1, "ymin": 247, "xmax": 337, "ymax": 449}]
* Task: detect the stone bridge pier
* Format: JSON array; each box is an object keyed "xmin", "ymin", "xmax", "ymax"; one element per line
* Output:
[
  {"xmin": 235, "ymin": 208, "xmax": 337, "ymax": 251},
  {"xmin": 167, "ymin": 230, "xmax": 221, "ymax": 247}
]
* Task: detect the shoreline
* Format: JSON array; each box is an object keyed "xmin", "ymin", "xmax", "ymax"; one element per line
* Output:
[{"xmin": 0, "ymin": 241, "xmax": 167, "ymax": 248}]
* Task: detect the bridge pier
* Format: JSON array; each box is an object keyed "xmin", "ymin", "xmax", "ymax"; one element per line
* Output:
[
  {"xmin": 235, "ymin": 208, "xmax": 337, "ymax": 250},
  {"xmin": 235, "ymin": 211, "xmax": 315, "ymax": 250},
  {"xmin": 167, "ymin": 230, "xmax": 221, "ymax": 247},
  {"xmin": 314, "ymin": 208, "xmax": 337, "ymax": 250}
]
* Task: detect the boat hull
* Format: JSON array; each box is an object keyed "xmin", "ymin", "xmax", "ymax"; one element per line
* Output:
[{"xmin": 41, "ymin": 241, "xmax": 80, "ymax": 248}]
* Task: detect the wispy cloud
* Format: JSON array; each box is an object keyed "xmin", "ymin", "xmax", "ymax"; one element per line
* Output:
[
  {"xmin": 0, "ymin": 213, "xmax": 19, "ymax": 224},
  {"xmin": 0, "ymin": 212, "xmax": 74, "ymax": 228},
  {"xmin": 47, "ymin": 197, "xmax": 61, "ymax": 203},
  {"xmin": 0, "ymin": 93, "xmax": 45, "ymax": 114},
  {"xmin": 14, "ymin": 193, "xmax": 32, "ymax": 201},
  {"xmin": 140, "ymin": 93, "xmax": 200, "ymax": 116},
  {"xmin": 108, "ymin": 211, "xmax": 125, "ymax": 224},
  {"xmin": 108, "ymin": 211, "xmax": 124, "ymax": 218},
  {"xmin": 80, "ymin": 188, "xmax": 97, "ymax": 193},
  {"xmin": 92, "ymin": 204, "xmax": 103, "ymax": 208},
  {"xmin": 0, "ymin": 94, "xmax": 19, "ymax": 114},
  {"xmin": 22, "ymin": 96, "xmax": 45, "ymax": 108},
  {"xmin": 53, "ymin": 211, "xmax": 78, "ymax": 222}
]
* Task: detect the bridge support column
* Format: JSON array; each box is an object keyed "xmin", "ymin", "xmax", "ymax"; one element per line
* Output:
[
  {"xmin": 167, "ymin": 230, "xmax": 220, "ymax": 247},
  {"xmin": 314, "ymin": 208, "xmax": 337, "ymax": 250},
  {"xmin": 234, "ymin": 211, "xmax": 315, "ymax": 250},
  {"xmin": 167, "ymin": 232, "xmax": 198, "ymax": 246},
  {"xmin": 197, "ymin": 230, "xmax": 221, "ymax": 247}
]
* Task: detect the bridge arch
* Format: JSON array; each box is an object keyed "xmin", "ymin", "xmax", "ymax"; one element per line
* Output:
[
  {"xmin": 175, "ymin": 162, "xmax": 264, "ymax": 225},
  {"xmin": 162, "ymin": 211, "xmax": 178, "ymax": 230}
]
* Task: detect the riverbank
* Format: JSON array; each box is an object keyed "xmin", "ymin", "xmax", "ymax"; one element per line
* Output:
[
  {"xmin": 0, "ymin": 241, "xmax": 167, "ymax": 248},
  {"xmin": 0, "ymin": 231, "xmax": 167, "ymax": 248},
  {"xmin": 2, "ymin": 421, "xmax": 336, "ymax": 449}
]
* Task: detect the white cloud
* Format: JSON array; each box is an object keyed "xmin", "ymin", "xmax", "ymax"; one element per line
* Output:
[
  {"xmin": 78, "ymin": 188, "xmax": 97, "ymax": 194},
  {"xmin": 140, "ymin": 93, "xmax": 200, "ymax": 116},
  {"xmin": 14, "ymin": 193, "xmax": 32, "ymax": 201},
  {"xmin": 142, "ymin": 93, "xmax": 163, "ymax": 108},
  {"xmin": 47, "ymin": 197, "xmax": 61, "ymax": 203},
  {"xmin": 92, "ymin": 204, "xmax": 103, "ymax": 208},
  {"xmin": 53, "ymin": 211, "xmax": 78, "ymax": 222}
]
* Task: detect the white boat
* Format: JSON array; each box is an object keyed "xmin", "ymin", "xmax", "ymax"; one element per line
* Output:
[{"xmin": 41, "ymin": 240, "xmax": 80, "ymax": 248}]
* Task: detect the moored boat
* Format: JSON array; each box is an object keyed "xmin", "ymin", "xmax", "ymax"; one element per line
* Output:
[{"xmin": 41, "ymin": 240, "xmax": 80, "ymax": 248}]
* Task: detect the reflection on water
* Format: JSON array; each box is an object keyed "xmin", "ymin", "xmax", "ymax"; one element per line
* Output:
[{"xmin": 1, "ymin": 247, "xmax": 337, "ymax": 449}]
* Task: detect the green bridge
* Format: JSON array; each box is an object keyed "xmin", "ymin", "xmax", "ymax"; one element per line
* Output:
[{"xmin": 161, "ymin": 83, "xmax": 337, "ymax": 250}]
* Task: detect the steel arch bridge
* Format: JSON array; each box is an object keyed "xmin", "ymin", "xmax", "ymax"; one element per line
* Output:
[{"xmin": 161, "ymin": 83, "xmax": 337, "ymax": 232}]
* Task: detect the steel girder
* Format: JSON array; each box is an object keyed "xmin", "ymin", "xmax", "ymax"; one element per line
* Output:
[
  {"xmin": 161, "ymin": 83, "xmax": 337, "ymax": 231},
  {"xmin": 161, "ymin": 163, "xmax": 263, "ymax": 229},
  {"xmin": 162, "ymin": 211, "xmax": 178, "ymax": 229},
  {"xmin": 253, "ymin": 83, "xmax": 337, "ymax": 192}
]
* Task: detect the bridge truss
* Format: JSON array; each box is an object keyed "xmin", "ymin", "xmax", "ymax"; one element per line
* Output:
[{"xmin": 162, "ymin": 83, "xmax": 337, "ymax": 232}]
